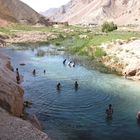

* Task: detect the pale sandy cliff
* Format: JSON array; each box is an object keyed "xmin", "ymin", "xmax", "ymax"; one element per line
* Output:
[
  {"xmin": 100, "ymin": 39, "xmax": 140, "ymax": 80},
  {"xmin": 43, "ymin": 0, "xmax": 140, "ymax": 25},
  {"xmin": 0, "ymin": 52, "xmax": 23, "ymax": 116}
]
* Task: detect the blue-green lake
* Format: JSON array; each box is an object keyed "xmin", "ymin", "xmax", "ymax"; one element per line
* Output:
[{"xmin": 1, "ymin": 44, "xmax": 140, "ymax": 140}]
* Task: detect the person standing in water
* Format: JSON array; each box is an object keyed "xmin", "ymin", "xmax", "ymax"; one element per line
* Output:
[
  {"xmin": 106, "ymin": 104, "xmax": 113, "ymax": 119},
  {"xmin": 16, "ymin": 68, "xmax": 20, "ymax": 84},
  {"xmin": 32, "ymin": 69, "xmax": 36, "ymax": 76},
  {"xmin": 44, "ymin": 70, "xmax": 46, "ymax": 74},
  {"xmin": 74, "ymin": 81, "xmax": 79, "ymax": 90},
  {"xmin": 63, "ymin": 59, "xmax": 66, "ymax": 65},
  {"xmin": 124, "ymin": 72, "xmax": 127, "ymax": 79},
  {"xmin": 57, "ymin": 83, "xmax": 61, "ymax": 90}
]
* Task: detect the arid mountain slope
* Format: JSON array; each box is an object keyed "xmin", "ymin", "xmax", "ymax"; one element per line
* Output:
[
  {"xmin": 0, "ymin": 0, "xmax": 48, "ymax": 26},
  {"xmin": 42, "ymin": 0, "xmax": 140, "ymax": 25}
]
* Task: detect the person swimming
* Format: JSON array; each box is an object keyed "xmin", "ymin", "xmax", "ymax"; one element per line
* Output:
[
  {"xmin": 16, "ymin": 68, "xmax": 20, "ymax": 84},
  {"xmin": 68, "ymin": 61, "xmax": 75, "ymax": 67},
  {"xmin": 106, "ymin": 104, "xmax": 113, "ymax": 119},
  {"xmin": 57, "ymin": 83, "xmax": 61, "ymax": 90},
  {"xmin": 63, "ymin": 59, "xmax": 67, "ymax": 65},
  {"xmin": 44, "ymin": 70, "xmax": 46, "ymax": 74},
  {"xmin": 74, "ymin": 81, "xmax": 79, "ymax": 89},
  {"xmin": 124, "ymin": 72, "xmax": 127, "ymax": 79},
  {"xmin": 32, "ymin": 69, "xmax": 36, "ymax": 76},
  {"xmin": 73, "ymin": 62, "xmax": 75, "ymax": 67},
  {"xmin": 68, "ymin": 61, "xmax": 72, "ymax": 67}
]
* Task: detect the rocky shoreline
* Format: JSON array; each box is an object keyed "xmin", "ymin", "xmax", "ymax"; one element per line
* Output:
[
  {"xmin": 0, "ymin": 30, "xmax": 140, "ymax": 139},
  {"xmin": 0, "ymin": 52, "xmax": 50, "ymax": 140},
  {"xmin": 1, "ymin": 32, "xmax": 140, "ymax": 81},
  {"xmin": 100, "ymin": 38, "xmax": 140, "ymax": 80}
]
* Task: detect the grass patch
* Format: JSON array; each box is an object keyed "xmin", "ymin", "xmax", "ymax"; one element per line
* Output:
[
  {"xmin": 1, "ymin": 24, "xmax": 140, "ymax": 59},
  {"xmin": 95, "ymin": 47, "xmax": 106, "ymax": 57}
]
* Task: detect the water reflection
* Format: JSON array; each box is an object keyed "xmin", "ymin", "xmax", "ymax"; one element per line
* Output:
[{"xmin": 105, "ymin": 117, "xmax": 113, "ymax": 126}]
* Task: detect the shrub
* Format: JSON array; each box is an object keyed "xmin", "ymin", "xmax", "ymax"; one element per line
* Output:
[
  {"xmin": 101, "ymin": 21, "xmax": 117, "ymax": 32},
  {"xmin": 95, "ymin": 47, "xmax": 106, "ymax": 57}
]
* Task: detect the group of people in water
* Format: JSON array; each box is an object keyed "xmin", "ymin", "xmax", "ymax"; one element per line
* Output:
[
  {"xmin": 56, "ymin": 59, "xmax": 78, "ymax": 91},
  {"xmin": 15, "ymin": 68, "xmax": 46, "ymax": 83},
  {"xmin": 15, "ymin": 60, "xmax": 140, "ymax": 121},
  {"xmin": 32, "ymin": 69, "xmax": 46, "ymax": 76},
  {"xmin": 56, "ymin": 81, "xmax": 79, "ymax": 91},
  {"xmin": 63, "ymin": 59, "xmax": 75, "ymax": 67}
]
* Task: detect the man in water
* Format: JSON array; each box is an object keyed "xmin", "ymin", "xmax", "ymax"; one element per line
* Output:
[
  {"xmin": 63, "ymin": 59, "xmax": 66, "ymax": 65},
  {"xmin": 124, "ymin": 72, "xmax": 127, "ymax": 79},
  {"xmin": 68, "ymin": 61, "xmax": 72, "ymax": 67},
  {"xmin": 44, "ymin": 70, "xmax": 46, "ymax": 74},
  {"xmin": 75, "ymin": 81, "xmax": 79, "ymax": 90},
  {"xmin": 106, "ymin": 104, "xmax": 113, "ymax": 119},
  {"xmin": 16, "ymin": 68, "xmax": 20, "ymax": 84},
  {"xmin": 32, "ymin": 69, "xmax": 36, "ymax": 76},
  {"xmin": 57, "ymin": 83, "xmax": 61, "ymax": 90}
]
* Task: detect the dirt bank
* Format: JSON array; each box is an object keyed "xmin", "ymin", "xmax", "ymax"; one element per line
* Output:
[{"xmin": 6, "ymin": 31, "xmax": 58, "ymax": 44}]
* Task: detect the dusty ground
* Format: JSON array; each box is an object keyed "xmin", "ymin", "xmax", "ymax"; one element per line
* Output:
[{"xmin": 5, "ymin": 31, "xmax": 58, "ymax": 44}]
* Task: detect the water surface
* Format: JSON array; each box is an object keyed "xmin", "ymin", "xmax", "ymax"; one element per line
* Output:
[{"xmin": 1, "ymin": 44, "xmax": 140, "ymax": 140}]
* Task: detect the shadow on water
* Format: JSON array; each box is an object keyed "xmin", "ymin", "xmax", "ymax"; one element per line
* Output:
[
  {"xmin": 105, "ymin": 117, "xmax": 113, "ymax": 126},
  {"xmin": 67, "ymin": 130, "xmax": 94, "ymax": 140},
  {"xmin": 136, "ymin": 119, "xmax": 140, "ymax": 127}
]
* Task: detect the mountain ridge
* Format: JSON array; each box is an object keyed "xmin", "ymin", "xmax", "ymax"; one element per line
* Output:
[
  {"xmin": 0, "ymin": 0, "xmax": 49, "ymax": 26},
  {"xmin": 42, "ymin": 0, "xmax": 140, "ymax": 25}
]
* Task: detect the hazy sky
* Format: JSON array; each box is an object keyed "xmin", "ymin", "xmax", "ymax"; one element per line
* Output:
[{"xmin": 20, "ymin": 0, "xmax": 70, "ymax": 12}]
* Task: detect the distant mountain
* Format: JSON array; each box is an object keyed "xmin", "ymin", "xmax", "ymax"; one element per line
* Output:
[
  {"xmin": 41, "ymin": 8, "xmax": 59, "ymax": 18},
  {"xmin": 0, "ymin": 0, "xmax": 49, "ymax": 26},
  {"xmin": 42, "ymin": 0, "xmax": 140, "ymax": 25}
]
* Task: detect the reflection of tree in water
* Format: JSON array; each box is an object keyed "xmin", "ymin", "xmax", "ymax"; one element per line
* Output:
[{"xmin": 35, "ymin": 49, "xmax": 46, "ymax": 57}]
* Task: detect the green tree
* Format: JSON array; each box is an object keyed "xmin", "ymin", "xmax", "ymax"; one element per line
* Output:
[{"xmin": 102, "ymin": 21, "xmax": 117, "ymax": 32}]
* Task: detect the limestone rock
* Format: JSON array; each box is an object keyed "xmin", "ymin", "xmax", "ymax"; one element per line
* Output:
[
  {"xmin": 0, "ymin": 107, "xmax": 50, "ymax": 140},
  {"xmin": 100, "ymin": 39, "xmax": 140, "ymax": 80},
  {"xmin": 0, "ymin": 52, "xmax": 23, "ymax": 116},
  {"xmin": 42, "ymin": 0, "xmax": 140, "ymax": 26}
]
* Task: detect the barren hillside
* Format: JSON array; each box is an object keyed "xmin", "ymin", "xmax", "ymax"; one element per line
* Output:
[
  {"xmin": 42, "ymin": 0, "xmax": 140, "ymax": 25},
  {"xmin": 0, "ymin": 0, "xmax": 48, "ymax": 26}
]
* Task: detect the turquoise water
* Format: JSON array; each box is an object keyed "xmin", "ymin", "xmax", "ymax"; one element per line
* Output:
[{"xmin": 1, "ymin": 44, "xmax": 140, "ymax": 140}]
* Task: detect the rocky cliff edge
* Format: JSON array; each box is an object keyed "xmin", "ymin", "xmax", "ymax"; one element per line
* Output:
[
  {"xmin": 0, "ymin": 52, "xmax": 49, "ymax": 139},
  {"xmin": 0, "ymin": 52, "xmax": 23, "ymax": 116}
]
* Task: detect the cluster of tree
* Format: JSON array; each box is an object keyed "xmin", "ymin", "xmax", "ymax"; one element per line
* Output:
[{"xmin": 101, "ymin": 21, "xmax": 117, "ymax": 32}]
